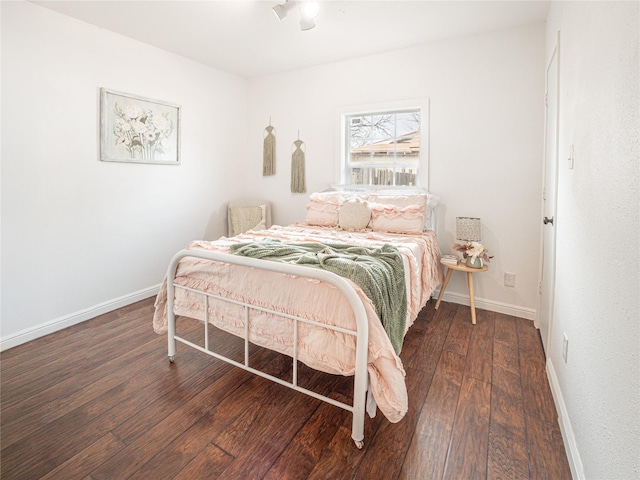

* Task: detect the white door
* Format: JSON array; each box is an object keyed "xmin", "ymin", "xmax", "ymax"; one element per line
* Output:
[{"xmin": 539, "ymin": 33, "xmax": 560, "ymax": 354}]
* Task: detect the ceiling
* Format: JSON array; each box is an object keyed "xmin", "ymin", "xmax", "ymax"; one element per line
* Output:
[{"xmin": 34, "ymin": 0, "xmax": 550, "ymax": 78}]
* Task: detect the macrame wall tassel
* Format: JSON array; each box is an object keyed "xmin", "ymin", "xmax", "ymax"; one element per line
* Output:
[
  {"xmin": 263, "ymin": 123, "xmax": 276, "ymax": 176},
  {"xmin": 291, "ymin": 138, "xmax": 306, "ymax": 193}
]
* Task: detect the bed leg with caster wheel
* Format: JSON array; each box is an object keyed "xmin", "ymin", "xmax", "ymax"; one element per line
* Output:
[
  {"xmin": 351, "ymin": 341, "xmax": 368, "ymax": 450},
  {"xmin": 166, "ymin": 255, "xmax": 180, "ymax": 365}
]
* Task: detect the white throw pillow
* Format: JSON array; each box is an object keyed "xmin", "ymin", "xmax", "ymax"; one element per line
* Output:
[{"xmin": 338, "ymin": 198, "xmax": 371, "ymax": 231}]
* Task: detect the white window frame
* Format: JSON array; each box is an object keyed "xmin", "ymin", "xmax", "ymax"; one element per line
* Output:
[{"xmin": 335, "ymin": 98, "xmax": 430, "ymax": 190}]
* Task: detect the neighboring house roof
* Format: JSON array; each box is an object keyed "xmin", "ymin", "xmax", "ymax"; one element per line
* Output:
[{"xmin": 351, "ymin": 129, "xmax": 420, "ymax": 156}]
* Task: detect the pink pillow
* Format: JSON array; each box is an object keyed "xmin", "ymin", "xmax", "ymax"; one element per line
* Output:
[
  {"xmin": 369, "ymin": 202, "xmax": 425, "ymax": 234},
  {"xmin": 304, "ymin": 192, "xmax": 359, "ymax": 227},
  {"xmin": 305, "ymin": 201, "xmax": 339, "ymax": 227}
]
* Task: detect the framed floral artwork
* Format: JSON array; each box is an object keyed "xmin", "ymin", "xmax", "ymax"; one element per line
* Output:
[{"xmin": 100, "ymin": 88, "xmax": 181, "ymax": 165}]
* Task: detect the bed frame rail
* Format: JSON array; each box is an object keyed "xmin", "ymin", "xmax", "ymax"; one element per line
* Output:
[{"xmin": 165, "ymin": 249, "xmax": 370, "ymax": 448}]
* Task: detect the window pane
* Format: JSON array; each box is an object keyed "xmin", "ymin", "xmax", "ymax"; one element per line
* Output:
[
  {"xmin": 395, "ymin": 112, "xmax": 420, "ymax": 137},
  {"xmin": 349, "ymin": 115, "xmax": 371, "ymax": 149}
]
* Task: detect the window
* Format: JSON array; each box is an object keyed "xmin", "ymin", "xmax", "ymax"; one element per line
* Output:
[{"xmin": 343, "ymin": 108, "xmax": 421, "ymax": 187}]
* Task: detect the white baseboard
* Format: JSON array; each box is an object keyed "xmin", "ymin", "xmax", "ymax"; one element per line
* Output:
[
  {"xmin": 0, "ymin": 285, "xmax": 161, "ymax": 352},
  {"xmin": 546, "ymin": 359, "xmax": 584, "ymax": 480},
  {"xmin": 433, "ymin": 288, "xmax": 537, "ymax": 321}
]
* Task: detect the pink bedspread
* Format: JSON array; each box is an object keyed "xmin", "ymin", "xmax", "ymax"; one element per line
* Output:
[{"xmin": 153, "ymin": 224, "xmax": 442, "ymax": 423}]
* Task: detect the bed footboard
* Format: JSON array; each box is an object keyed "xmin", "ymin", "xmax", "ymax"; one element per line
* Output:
[{"xmin": 165, "ymin": 249, "xmax": 370, "ymax": 449}]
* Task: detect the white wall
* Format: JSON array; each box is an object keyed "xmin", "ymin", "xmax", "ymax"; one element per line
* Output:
[
  {"xmin": 246, "ymin": 23, "xmax": 546, "ymax": 319},
  {"xmin": 1, "ymin": 5, "xmax": 548, "ymax": 348},
  {"xmin": 545, "ymin": 2, "xmax": 640, "ymax": 479},
  {"xmin": 1, "ymin": 2, "xmax": 248, "ymax": 347}
]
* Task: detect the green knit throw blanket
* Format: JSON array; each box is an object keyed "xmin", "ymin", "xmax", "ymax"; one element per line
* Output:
[{"xmin": 230, "ymin": 239, "xmax": 407, "ymax": 354}]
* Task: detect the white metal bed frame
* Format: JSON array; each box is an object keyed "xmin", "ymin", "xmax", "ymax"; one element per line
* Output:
[{"xmin": 165, "ymin": 248, "xmax": 371, "ymax": 449}]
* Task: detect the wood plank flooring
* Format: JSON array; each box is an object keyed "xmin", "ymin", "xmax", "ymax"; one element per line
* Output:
[{"xmin": 1, "ymin": 298, "xmax": 572, "ymax": 479}]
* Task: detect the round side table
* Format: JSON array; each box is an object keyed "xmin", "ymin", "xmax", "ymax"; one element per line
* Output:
[{"xmin": 435, "ymin": 258, "xmax": 489, "ymax": 325}]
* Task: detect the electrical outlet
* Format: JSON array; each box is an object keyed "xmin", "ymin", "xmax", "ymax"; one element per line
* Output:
[
  {"xmin": 504, "ymin": 272, "xmax": 516, "ymax": 287},
  {"xmin": 562, "ymin": 333, "xmax": 569, "ymax": 363}
]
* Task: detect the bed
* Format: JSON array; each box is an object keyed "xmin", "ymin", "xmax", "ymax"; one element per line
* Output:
[{"xmin": 153, "ymin": 191, "xmax": 443, "ymax": 448}]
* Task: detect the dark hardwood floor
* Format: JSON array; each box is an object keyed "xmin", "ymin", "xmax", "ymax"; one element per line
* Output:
[{"xmin": 1, "ymin": 297, "xmax": 572, "ymax": 479}]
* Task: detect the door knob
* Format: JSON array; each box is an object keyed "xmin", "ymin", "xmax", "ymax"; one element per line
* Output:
[{"xmin": 543, "ymin": 216, "xmax": 554, "ymax": 225}]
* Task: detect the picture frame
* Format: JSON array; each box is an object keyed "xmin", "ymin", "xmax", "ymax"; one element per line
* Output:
[{"xmin": 100, "ymin": 88, "xmax": 181, "ymax": 165}]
